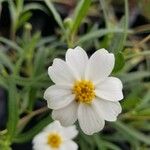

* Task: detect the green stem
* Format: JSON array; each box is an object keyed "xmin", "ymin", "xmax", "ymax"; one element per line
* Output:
[
  {"xmin": 99, "ymin": 0, "xmax": 110, "ymax": 29},
  {"xmin": 125, "ymin": 51, "xmax": 150, "ymax": 59}
]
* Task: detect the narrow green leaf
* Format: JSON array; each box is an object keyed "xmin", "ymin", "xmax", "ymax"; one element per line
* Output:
[
  {"xmin": 36, "ymin": 36, "xmax": 56, "ymax": 48},
  {"xmin": 113, "ymin": 121, "xmax": 150, "ymax": 145},
  {"xmin": 109, "ymin": 0, "xmax": 128, "ymax": 53},
  {"xmin": 0, "ymin": 37, "xmax": 23, "ymax": 53},
  {"xmin": 102, "ymin": 140, "xmax": 121, "ymax": 150},
  {"xmin": 10, "ymin": 74, "xmax": 49, "ymax": 88},
  {"xmin": 44, "ymin": 0, "xmax": 64, "ymax": 30},
  {"xmin": 94, "ymin": 135, "xmax": 106, "ymax": 150},
  {"xmin": 23, "ymin": 3, "xmax": 49, "ymax": 14},
  {"xmin": 8, "ymin": 0, "xmax": 18, "ymax": 37},
  {"xmin": 8, "ymin": 0, "xmax": 16, "ymax": 24},
  {"xmin": 33, "ymin": 48, "xmax": 46, "ymax": 76},
  {"xmin": 122, "ymin": 96, "xmax": 141, "ymax": 110},
  {"xmin": 99, "ymin": 0, "xmax": 110, "ymax": 28},
  {"xmin": 138, "ymin": 108, "xmax": 150, "ymax": 116},
  {"xmin": 24, "ymin": 32, "xmax": 41, "ymax": 54},
  {"xmin": 0, "ymin": 76, "xmax": 8, "ymax": 89},
  {"xmin": 125, "ymin": 50, "xmax": 150, "ymax": 59},
  {"xmin": 0, "ymin": 0, "xmax": 6, "ymax": 3},
  {"xmin": 120, "ymin": 71, "xmax": 150, "ymax": 83},
  {"xmin": 70, "ymin": 0, "xmax": 91, "ymax": 35},
  {"xmin": 94, "ymin": 134, "xmax": 121, "ymax": 150},
  {"xmin": 13, "ymin": 116, "xmax": 51, "ymax": 143},
  {"xmin": 135, "ymin": 90, "xmax": 150, "ymax": 110},
  {"xmin": 0, "ymin": 52, "xmax": 14, "ymax": 70},
  {"xmin": 17, "ymin": 11, "xmax": 32, "ymax": 29},
  {"xmin": 7, "ymin": 81, "xmax": 19, "ymax": 141},
  {"xmin": 16, "ymin": 0, "xmax": 23, "ymax": 15},
  {"xmin": 113, "ymin": 52, "xmax": 125, "ymax": 73},
  {"xmin": 76, "ymin": 28, "xmax": 132, "ymax": 45}
]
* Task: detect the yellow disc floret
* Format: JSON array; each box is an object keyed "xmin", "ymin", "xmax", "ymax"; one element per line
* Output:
[
  {"xmin": 47, "ymin": 132, "xmax": 62, "ymax": 148},
  {"xmin": 73, "ymin": 80, "xmax": 95, "ymax": 104}
]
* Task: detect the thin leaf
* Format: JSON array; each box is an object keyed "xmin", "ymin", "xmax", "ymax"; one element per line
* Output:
[
  {"xmin": 70, "ymin": 0, "xmax": 91, "ymax": 35},
  {"xmin": 135, "ymin": 90, "xmax": 150, "ymax": 110},
  {"xmin": 113, "ymin": 52, "xmax": 125, "ymax": 73},
  {"xmin": 76, "ymin": 28, "xmax": 132, "ymax": 45},
  {"xmin": 11, "ymin": 74, "xmax": 49, "ymax": 88},
  {"xmin": 17, "ymin": 11, "xmax": 32, "ymax": 29},
  {"xmin": 120, "ymin": 71, "xmax": 150, "ymax": 83},
  {"xmin": 0, "ymin": 52, "xmax": 14, "ymax": 70},
  {"xmin": 13, "ymin": 116, "xmax": 51, "ymax": 143},
  {"xmin": 94, "ymin": 135, "xmax": 106, "ymax": 150},
  {"xmin": 0, "ymin": 76, "xmax": 8, "ymax": 89},
  {"xmin": 36, "ymin": 36, "xmax": 56, "ymax": 48},
  {"xmin": 44, "ymin": 0, "xmax": 64, "ymax": 30},
  {"xmin": 109, "ymin": 0, "xmax": 129, "ymax": 53},
  {"xmin": 0, "ymin": 0, "xmax": 6, "ymax": 3},
  {"xmin": 16, "ymin": 0, "xmax": 23, "ymax": 15},
  {"xmin": 0, "ymin": 37, "xmax": 23, "ymax": 53},
  {"xmin": 102, "ymin": 140, "xmax": 121, "ymax": 150},
  {"xmin": 99, "ymin": 0, "xmax": 110, "ymax": 28},
  {"xmin": 33, "ymin": 48, "xmax": 46, "ymax": 76},
  {"xmin": 113, "ymin": 121, "xmax": 150, "ymax": 145},
  {"xmin": 94, "ymin": 134, "xmax": 121, "ymax": 150},
  {"xmin": 23, "ymin": 3, "xmax": 49, "ymax": 14},
  {"xmin": 8, "ymin": 0, "xmax": 17, "ymax": 37},
  {"xmin": 7, "ymin": 81, "xmax": 19, "ymax": 141}
]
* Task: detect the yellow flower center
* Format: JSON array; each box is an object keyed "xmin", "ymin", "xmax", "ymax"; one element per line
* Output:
[
  {"xmin": 47, "ymin": 132, "xmax": 62, "ymax": 148},
  {"xmin": 73, "ymin": 80, "xmax": 95, "ymax": 104}
]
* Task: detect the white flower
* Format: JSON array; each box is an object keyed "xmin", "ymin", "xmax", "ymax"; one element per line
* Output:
[
  {"xmin": 44, "ymin": 46, "xmax": 123, "ymax": 135},
  {"xmin": 33, "ymin": 120, "xmax": 78, "ymax": 150}
]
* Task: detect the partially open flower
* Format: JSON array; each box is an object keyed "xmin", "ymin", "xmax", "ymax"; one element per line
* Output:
[
  {"xmin": 44, "ymin": 46, "xmax": 123, "ymax": 135},
  {"xmin": 33, "ymin": 120, "xmax": 78, "ymax": 150}
]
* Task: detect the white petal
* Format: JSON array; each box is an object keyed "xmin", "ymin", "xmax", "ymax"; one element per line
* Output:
[
  {"xmin": 85, "ymin": 49, "xmax": 115, "ymax": 84},
  {"xmin": 66, "ymin": 46, "xmax": 88, "ymax": 79},
  {"xmin": 60, "ymin": 141, "xmax": 78, "ymax": 150},
  {"xmin": 33, "ymin": 144, "xmax": 52, "ymax": 150},
  {"xmin": 52, "ymin": 101, "xmax": 78, "ymax": 126},
  {"xmin": 33, "ymin": 132, "xmax": 52, "ymax": 150},
  {"xmin": 62, "ymin": 125, "xmax": 78, "ymax": 140},
  {"xmin": 95, "ymin": 77, "xmax": 123, "ymax": 101},
  {"xmin": 43, "ymin": 120, "xmax": 62, "ymax": 132},
  {"xmin": 44, "ymin": 85, "xmax": 71, "ymax": 100},
  {"xmin": 44, "ymin": 85, "xmax": 75, "ymax": 109},
  {"xmin": 48, "ymin": 58, "xmax": 76, "ymax": 85},
  {"xmin": 33, "ymin": 132, "xmax": 47, "ymax": 145},
  {"xmin": 78, "ymin": 101, "xmax": 105, "ymax": 135},
  {"xmin": 47, "ymin": 94, "xmax": 75, "ymax": 110},
  {"xmin": 95, "ymin": 98, "xmax": 122, "ymax": 121}
]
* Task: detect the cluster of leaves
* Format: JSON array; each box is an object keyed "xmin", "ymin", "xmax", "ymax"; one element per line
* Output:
[{"xmin": 0, "ymin": 0, "xmax": 150, "ymax": 149}]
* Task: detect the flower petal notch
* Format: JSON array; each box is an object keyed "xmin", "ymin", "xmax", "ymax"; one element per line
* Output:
[{"xmin": 44, "ymin": 47, "xmax": 124, "ymax": 135}]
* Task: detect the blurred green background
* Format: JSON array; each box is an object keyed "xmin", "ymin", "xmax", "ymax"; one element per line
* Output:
[{"xmin": 0, "ymin": 0, "xmax": 150, "ymax": 149}]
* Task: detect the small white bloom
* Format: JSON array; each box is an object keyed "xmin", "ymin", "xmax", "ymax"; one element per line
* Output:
[
  {"xmin": 44, "ymin": 46, "xmax": 123, "ymax": 135},
  {"xmin": 33, "ymin": 120, "xmax": 78, "ymax": 150}
]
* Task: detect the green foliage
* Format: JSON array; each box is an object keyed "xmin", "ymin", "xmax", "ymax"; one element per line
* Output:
[
  {"xmin": 113, "ymin": 52, "xmax": 125, "ymax": 73},
  {"xmin": 14, "ymin": 116, "xmax": 52, "ymax": 143},
  {"xmin": 44, "ymin": 0, "xmax": 64, "ymax": 31},
  {"xmin": 113, "ymin": 121, "xmax": 150, "ymax": 145},
  {"xmin": 69, "ymin": 0, "xmax": 91, "ymax": 37},
  {"xmin": 109, "ymin": 0, "xmax": 128, "ymax": 54},
  {"xmin": 0, "ymin": 0, "xmax": 150, "ymax": 149},
  {"xmin": 6, "ymin": 81, "xmax": 19, "ymax": 142}
]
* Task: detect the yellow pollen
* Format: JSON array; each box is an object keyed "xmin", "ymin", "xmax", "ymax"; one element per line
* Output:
[
  {"xmin": 47, "ymin": 132, "xmax": 62, "ymax": 148},
  {"xmin": 73, "ymin": 80, "xmax": 95, "ymax": 104}
]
